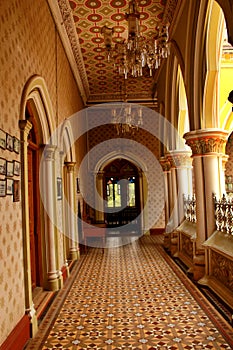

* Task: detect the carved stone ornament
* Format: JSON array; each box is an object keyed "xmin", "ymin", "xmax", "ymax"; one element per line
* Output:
[
  {"xmin": 184, "ymin": 130, "xmax": 228, "ymax": 156},
  {"xmin": 58, "ymin": 0, "xmax": 90, "ymax": 100},
  {"xmin": 211, "ymin": 250, "xmax": 233, "ymax": 290}
]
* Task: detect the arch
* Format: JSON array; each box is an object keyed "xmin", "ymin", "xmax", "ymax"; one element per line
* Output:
[
  {"xmin": 59, "ymin": 119, "xmax": 76, "ymax": 163},
  {"xmin": 95, "ymin": 150, "xmax": 148, "ymax": 174},
  {"xmin": 177, "ymin": 65, "xmax": 190, "ymax": 149},
  {"xmin": 203, "ymin": 0, "xmax": 225, "ymax": 128},
  {"xmin": 18, "ymin": 75, "xmax": 58, "ymax": 334},
  {"xmin": 20, "ymin": 75, "xmax": 55, "ymax": 143}
]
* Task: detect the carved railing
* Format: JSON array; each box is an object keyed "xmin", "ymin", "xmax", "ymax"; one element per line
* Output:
[
  {"xmin": 183, "ymin": 194, "xmax": 196, "ymax": 223},
  {"xmin": 214, "ymin": 194, "xmax": 233, "ymax": 235}
]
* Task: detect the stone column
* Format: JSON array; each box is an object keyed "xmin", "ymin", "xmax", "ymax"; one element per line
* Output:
[
  {"xmin": 95, "ymin": 171, "xmax": 105, "ymax": 223},
  {"xmin": 42, "ymin": 145, "xmax": 60, "ymax": 291},
  {"xmin": 160, "ymin": 157, "xmax": 171, "ymax": 249},
  {"xmin": 160, "ymin": 157, "xmax": 171, "ymax": 225},
  {"xmin": 19, "ymin": 120, "xmax": 38, "ymax": 335},
  {"xmin": 184, "ymin": 129, "xmax": 228, "ymax": 280},
  {"xmin": 65, "ymin": 161, "xmax": 79, "ymax": 260},
  {"xmin": 166, "ymin": 154, "xmax": 179, "ymax": 231},
  {"xmin": 169, "ymin": 150, "xmax": 193, "ymax": 224},
  {"xmin": 59, "ymin": 151, "xmax": 69, "ymax": 279}
]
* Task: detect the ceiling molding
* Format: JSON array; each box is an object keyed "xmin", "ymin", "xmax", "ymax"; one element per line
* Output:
[{"xmin": 47, "ymin": 0, "xmax": 90, "ymax": 104}]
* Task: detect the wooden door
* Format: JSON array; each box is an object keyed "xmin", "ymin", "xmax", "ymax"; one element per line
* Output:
[{"xmin": 28, "ymin": 142, "xmax": 41, "ymax": 290}]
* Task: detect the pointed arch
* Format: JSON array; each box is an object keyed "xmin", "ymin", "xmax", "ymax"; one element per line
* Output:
[
  {"xmin": 20, "ymin": 75, "xmax": 55, "ymax": 142},
  {"xmin": 203, "ymin": 0, "xmax": 225, "ymax": 128}
]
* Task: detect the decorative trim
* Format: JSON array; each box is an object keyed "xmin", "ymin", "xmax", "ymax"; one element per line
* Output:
[
  {"xmin": 0, "ymin": 314, "xmax": 30, "ymax": 350},
  {"xmin": 184, "ymin": 129, "xmax": 229, "ymax": 156},
  {"xmin": 55, "ymin": 0, "xmax": 90, "ymax": 102}
]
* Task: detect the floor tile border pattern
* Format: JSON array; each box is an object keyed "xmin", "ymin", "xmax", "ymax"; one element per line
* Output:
[
  {"xmin": 150, "ymin": 237, "xmax": 233, "ymax": 348},
  {"xmin": 25, "ymin": 256, "xmax": 89, "ymax": 350},
  {"xmin": 25, "ymin": 236, "xmax": 233, "ymax": 349}
]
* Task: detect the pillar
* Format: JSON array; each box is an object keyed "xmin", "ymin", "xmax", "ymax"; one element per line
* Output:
[
  {"xmin": 95, "ymin": 171, "xmax": 105, "ymax": 223},
  {"xmin": 169, "ymin": 150, "xmax": 193, "ymax": 224},
  {"xmin": 184, "ymin": 129, "xmax": 228, "ymax": 280},
  {"xmin": 19, "ymin": 120, "xmax": 38, "ymax": 335},
  {"xmin": 59, "ymin": 151, "xmax": 69, "ymax": 279},
  {"xmin": 42, "ymin": 145, "xmax": 60, "ymax": 291},
  {"xmin": 160, "ymin": 157, "xmax": 171, "ymax": 249},
  {"xmin": 65, "ymin": 161, "xmax": 79, "ymax": 260}
]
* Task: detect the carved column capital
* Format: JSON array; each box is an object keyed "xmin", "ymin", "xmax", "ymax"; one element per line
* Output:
[
  {"xmin": 166, "ymin": 150, "xmax": 192, "ymax": 168},
  {"xmin": 43, "ymin": 145, "xmax": 57, "ymax": 161},
  {"xmin": 65, "ymin": 161, "xmax": 76, "ymax": 173},
  {"xmin": 160, "ymin": 157, "xmax": 171, "ymax": 171},
  {"xmin": 19, "ymin": 119, "xmax": 32, "ymax": 135},
  {"xmin": 184, "ymin": 129, "xmax": 228, "ymax": 156}
]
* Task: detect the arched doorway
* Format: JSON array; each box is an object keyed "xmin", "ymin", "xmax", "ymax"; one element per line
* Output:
[
  {"xmin": 103, "ymin": 159, "xmax": 141, "ymax": 230},
  {"xmin": 26, "ymin": 103, "xmax": 43, "ymax": 290}
]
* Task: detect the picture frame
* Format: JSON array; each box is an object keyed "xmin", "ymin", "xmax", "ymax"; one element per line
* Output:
[
  {"xmin": 13, "ymin": 180, "xmax": 20, "ymax": 202},
  {"xmin": 0, "ymin": 157, "xmax": 6, "ymax": 175},
  {"xmin": 0, "ymin": 179, "xmax": 6, "ymax": 197},
  {"xmin": 57, "ymin": 177, "xmax": 62, "ymax": 200},
  {"xmin": 13, "ymin": 137, "xmax": 20, "ymax": 154},
  {"xmin": 0, "ymin": 129, "xmax": 6, "ymax": 149},
  {"xmin": 6, "ymin": 161, "xmax": 14, "ymax": 177},
  {"xmin": 6, "ymin": 134, "xmax": 14, "ymax": 152},
  {"xmin": 13, "ymin": 161, "xmax": 20, "ymax": 176},
  {"xmin": 6, "ymin": 178, "xmax": 13, "ymax": 195}
]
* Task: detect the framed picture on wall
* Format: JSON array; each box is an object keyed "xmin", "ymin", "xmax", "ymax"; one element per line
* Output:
[
  {"xmin": 13, "ymin": 161, "xmax": 20, "ymax": 176},
  {"xmin": 0, "ymin": 129, "xmax": 6, "ymax": 149},
  {"xmin": 0, "ymin": 179, "xmax": 6, "ymax": 197},
  {"xmin": 6, "ymin": 134, "xmax": 13, "ymax": 152},
  {"xmin": 57, "ymin": 177, "xmax": 62, "ymax": 200},
  {"xmin": 0, "ymin": 158, "xmax": 6, "ymax": 175},
  {"xmin": 6, "ymin": 161, "xmax": 14, "ymax": 177},
  {"xmin": 13, "ymin": 137, "xmax": 20, "ymax": 154},
  {"xmin": 13, "ymin": 180, "xmax": 20, "ymax": 202},
  {"xmin": 6, "ymin": 178, "xmax": 13, "ymax": 195}
]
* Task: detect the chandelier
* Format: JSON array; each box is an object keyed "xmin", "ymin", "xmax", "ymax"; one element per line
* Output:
[
  {"xmin": 111, "ymin": 103, "xmax": 143, "ymax": 135},
  {"xmin": 101, "ymin": 0, "xmax": 169, "ymax": 79}
]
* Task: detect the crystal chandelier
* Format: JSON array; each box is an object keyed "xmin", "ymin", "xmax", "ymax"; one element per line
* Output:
[
  {"xmin": 111, "ymin": 103, "xmax": 143, "ymax": 135},
  {"xmin": 101, "ymin": 0, "xmax": 169, "ymax": 79}
]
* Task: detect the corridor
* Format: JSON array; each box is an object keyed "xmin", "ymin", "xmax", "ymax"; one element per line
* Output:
[{"xmin": 25, "ymin": 236, "xmax": 233, "ymax": 349}]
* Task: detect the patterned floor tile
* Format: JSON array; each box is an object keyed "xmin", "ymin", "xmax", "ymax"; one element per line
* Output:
[{"xmin": 25, "ymin": 236, "xmax": 233, "ymax": 350}]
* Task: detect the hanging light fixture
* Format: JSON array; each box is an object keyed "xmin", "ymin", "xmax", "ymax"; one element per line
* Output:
[
  {"xmin": 101, "ymin": 0, "xmax": 169, "ymax": 79},
  {"xmin": 111, "ymin": 102, "xmax": 143, "ymax": 135}
]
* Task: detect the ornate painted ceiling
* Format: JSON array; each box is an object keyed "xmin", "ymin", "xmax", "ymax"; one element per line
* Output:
[{"xmin": 49, "ymin": 0, "xmax": 178, "ymax": 105}]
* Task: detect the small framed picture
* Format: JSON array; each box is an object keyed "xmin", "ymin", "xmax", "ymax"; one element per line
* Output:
[
  {"xmin": 0, "ymin": 179, "xmax": 6, "ymax": 197},
  {"xmin": 13, "ymin": 137, "xmax": 20, "ymax": 154},
  {"xmin": 6, "ymin": 134, "xmax": 14, "ymax": 152},
  {"xmin": 13, "ymin": 180, "xmax": 20, "ymax": 202},
  {"xmin": 57, "ymin": 177, "xmax": 62, "ymax": 200},
  {"xmin": 13, "ymin": 161, "xmax": 20, "ymax": 176},
  {"xmin": 0, "ymin": 158, "xmax": 6, "ymax": 175},
  {"xmin": 0, "ymin": 129, "xmax": 6, "ymax": 149},
  {"xmin": 6, "ymin": 178, "xmax": 13, "ymax": 195},
  {"xmin": 6, "ymin": 161, "xmax": 14, "ymax": 177}
]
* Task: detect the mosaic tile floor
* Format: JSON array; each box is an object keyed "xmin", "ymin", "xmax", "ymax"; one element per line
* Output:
[{"xmin": 26, "ymin": 236, "xmax": 233, "ymax": 349}]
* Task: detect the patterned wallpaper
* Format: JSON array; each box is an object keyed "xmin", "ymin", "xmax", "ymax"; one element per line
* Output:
[{"xmin": 0, "ymin": 0, "xmax": 83, "ymax": 344}]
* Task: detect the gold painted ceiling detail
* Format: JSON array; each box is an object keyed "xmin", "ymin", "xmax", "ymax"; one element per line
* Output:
[{"xmin": 57, "ymin": 0, "xmax": 178, "ymax": 104}]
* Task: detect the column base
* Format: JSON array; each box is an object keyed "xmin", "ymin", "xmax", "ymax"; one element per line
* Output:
[
  {"xmin": 193, "ymin": 253, "xmax": 205, "ymax": 281},
  {"xmin": 69, "ymin": 250, "xmax": 78, "ymax": 261},
  {"xmin": 26, "ymin": 304, "xmax": 38, "ymax": 337},
  {"xmin": 47, "ymin": 271, "xmax": 61, "ymax": 292},
  {"xmin": 170, "ymin": 231, "xmax": 178, "ymax": 256}
]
